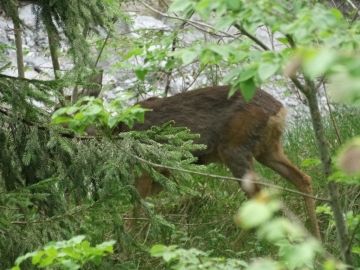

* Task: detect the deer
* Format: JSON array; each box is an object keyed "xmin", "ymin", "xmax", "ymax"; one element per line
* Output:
[{"xmin": 54, "ymin": 80, "xmax": 321, "ymax": 241}]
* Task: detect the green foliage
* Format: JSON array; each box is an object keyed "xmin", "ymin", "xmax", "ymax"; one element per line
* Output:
[
  {"xmin": 12, "ymin": 235, "xmax": 115, "ymax": 270},
  {"xmin": 52, "ymin": 95, "xmax": 149, "ymax": 134},
  {"xmin": 169, "ymin": 0, "xmax": 360, "ymax": 102},
  {"xmin": 150, "ymin": 244, "xmax": 248, "ymax": 269},
  {"xmin": 30, "ymin": 0, "xmax": 129, "ymax": 66}
]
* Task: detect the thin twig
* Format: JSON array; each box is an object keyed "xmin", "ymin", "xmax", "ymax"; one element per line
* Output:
[
  {"xmin": 234, "ymin": 23, "xmax": 270, "ymax": 51},
  {"xmin": 139, "ymin": 0, "xmax": 240, "ymax": 40},
  {"xmin": 322, "ymin": 81, "xmax": 342, "ymax": 145}
]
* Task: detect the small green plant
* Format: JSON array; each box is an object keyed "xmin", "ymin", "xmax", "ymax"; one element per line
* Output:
[{"xmin": 12, "ymin": 235, "xmax": 115, "ymax": 270}]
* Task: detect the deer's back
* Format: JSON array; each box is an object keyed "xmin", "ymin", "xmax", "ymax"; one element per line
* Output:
[{"xmin": 124, "ymin": 85, "xmax": 285, "ymax": 161}]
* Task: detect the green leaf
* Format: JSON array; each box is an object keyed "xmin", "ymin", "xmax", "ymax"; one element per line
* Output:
[
  {"xmin": 31, "ymin": 251, "xmax": 45, "ymax": 264},
  {"xmin": 96, "ymin": 240, "xmax": 116, "ymax": 253},
  {"xmin": 73, "ymin": 112, "xmax": 85, "ymax": 121},
  {"xmin": 134, "ymin": 111, "xmax": 145, "ymax": 123},
  {"xmin": 124, "ymin": 48, "xmax": 143, "ymax": 59},
  {"xmin": 238, "ymin": 66, "xmax": 257, "ymax": 82},
  {"xmin": 276, "ymin": 37, "xmax": 289, "ymax": 44},
  {"xmin": 14, "ymin": 251, "xmax": 39, "ymax": 266},
  {"xmin": 352, "ymin": 247, "xmax": 360, "ymax": 254},
  {"xmin": 61, "ymin": 247, "xmax": 80, "ymax": 259},
  {"xmin": 240, "ymin": 79, "xmax": 256, "ymax": 102},
  {"xmin": 329, "ymin": 8, "xmax": 343, "ymax": 20},
  {"xmin": 182, "ymin": 50, "xmax": 199, "ymax": 65},
  {"xmin": 165, "ymin": 59, "xmax": 176, "ymax": 70},
  {"xmin": 134, "ymin": 69, "xmax": 148, "ymax": 81},
  {"xmin": 108, "ymin": 117, "xmax": 118, "ymax": 129},
  {"xmin": 163, "ymin": 251, "xmax": 178, "ymax": 262},
  {"xmin": 258, "ymin": 63, "xmax": 279, "ymax": 81},
  {"xmin": 169, "ymin": 0, "xmax": 193, "ymax": 12},
  {"xmin": 51, "ymin": 116, "xmax": 73, "ymax": 124},
  {"xmin": 208, "ymin": 45, "xmax": 234, "ymax": 59},
  {"xmin": 44, "ymin": 247, "xmax": 58, "ymax": 259},
  {"xmin": 70, "ymin": 235, "xmax": 86, "ymax": 245},
  {"xmin": 222, "ymin": 68, "xmax": 241, "ymax": 84},
  {"xmin": 91, "ymin": 255, "xmax": 102, "ymax": 265},
  {"xmin": 226, "ymin": 0, "xmax": 241, "ymax": 10},
  {"xmin": 303, "ymin": 48, "xmax": 337, "ymax": 79},
  {"xmin": 215, "ymin": 16, "xmax": 236, "ymax": 31},
  {"xmin": 39, "ymin": 256, "xmax": 55, "ymax": 267},
  {"xmin": 281, "ymin": 239, "xmax": 321, "ymax": 268},
  {"xmin": 228, "ymin": 84, "xmax": 239, "ymax": 98},
  {"xmin": 150, "ymin": 244, "xmax": 167, "ymax": 257},
  {"xmin": 238, "ymin": 200, "xmax": 279, "ymax": 229},
  {"xmin": 83, "ymin": 104, "xmax": 103, "ymax": 116},
  {"xmin": 301, "ymin": 158, "xmax": 321, "ymax": 167},
  {"xmin": 62, "ymin": 260, "xmax": 80, "ymax": 270}
]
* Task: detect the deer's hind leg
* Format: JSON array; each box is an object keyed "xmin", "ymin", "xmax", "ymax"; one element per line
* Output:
[
  {"xmin": 129, "ymin": 169, "xmax": 168, "ymax": 231},
  {"xmin": 254, "ymin": 110, "xmax": 321, "ymax": 240}
]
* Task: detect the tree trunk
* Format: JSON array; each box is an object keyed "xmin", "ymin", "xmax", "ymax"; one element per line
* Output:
[
  {"xmin": 305, "ymin": 88, "xmax": 353, "ymax": 267},
  {"xmin": 13, "ymin": 0, "xmax": 24, "ymax": 78}
]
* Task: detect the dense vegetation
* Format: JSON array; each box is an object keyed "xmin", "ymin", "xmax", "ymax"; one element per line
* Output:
[{"xmin": 0, "ymin": 0, "xmax": 359, "ymax": 269}]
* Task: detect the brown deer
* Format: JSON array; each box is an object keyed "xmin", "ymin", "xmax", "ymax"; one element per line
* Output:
[
  {"xmin": 55, "ymin": 84, "xmax": 321, "ymax": 240},
  {"xmin": 122, "ymin": 85, "xmax": 320, "ymax": 240}
]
